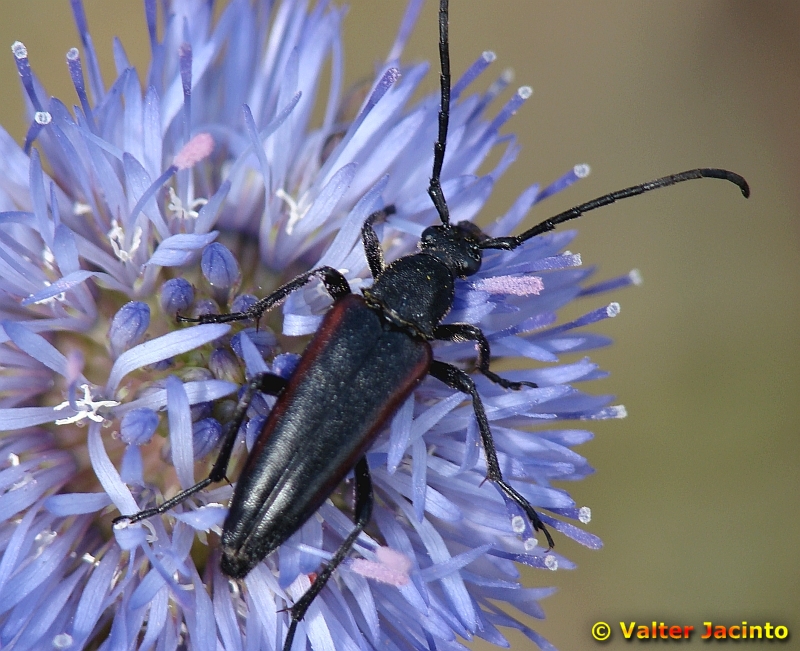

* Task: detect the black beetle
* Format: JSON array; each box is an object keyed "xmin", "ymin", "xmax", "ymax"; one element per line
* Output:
[{"xmin": 115, "ymin": 0, "xmax": 749, "ymax": 648}]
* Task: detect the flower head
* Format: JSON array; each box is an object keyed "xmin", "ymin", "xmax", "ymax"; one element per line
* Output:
[{"xmin": 0, "ymin": 1, "xmax": 633, "ymax": 649}]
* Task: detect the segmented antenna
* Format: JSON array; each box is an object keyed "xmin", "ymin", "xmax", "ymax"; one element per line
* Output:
[
  {"xmin": 427, "ymin": 0, "xmax": 451, "ymax": 226},
  {"xmin": 480, "ymin": 168, "xmax": 750, "ymax": 250}
]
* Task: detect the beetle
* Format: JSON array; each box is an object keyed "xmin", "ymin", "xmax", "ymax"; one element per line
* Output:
[{"xmin": 114, "ymin": 0, "xmax": 749, "ymax": 649}]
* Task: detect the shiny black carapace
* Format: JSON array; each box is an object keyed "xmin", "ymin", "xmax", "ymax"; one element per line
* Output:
[{"xmin": 115, "ymin": 1, "xmax": 748, "ymax": 649}]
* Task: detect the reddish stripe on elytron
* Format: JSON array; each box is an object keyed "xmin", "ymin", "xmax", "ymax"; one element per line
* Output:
[{"xmin": 243, "ymin": 293, "xmax": 432, "ymax": 475}]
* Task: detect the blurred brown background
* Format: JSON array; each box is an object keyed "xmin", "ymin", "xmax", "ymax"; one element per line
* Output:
[{"xmin": 1, "ymin": 1, "xmax": 798, "ymax": 649}]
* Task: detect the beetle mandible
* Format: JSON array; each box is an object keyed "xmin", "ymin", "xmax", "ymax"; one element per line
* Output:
[{"xmin": 115, "ymin": 0, "xmax": 749, "ymax": 649}]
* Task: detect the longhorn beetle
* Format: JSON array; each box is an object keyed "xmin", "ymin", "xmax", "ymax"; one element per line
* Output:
[{"xmin": 115, "ymin": 0, "xmax": 749, "ymax": 648}]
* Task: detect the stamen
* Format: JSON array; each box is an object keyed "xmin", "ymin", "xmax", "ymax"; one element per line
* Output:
[
  {"xmin": 167, "ymin": 187, "xmax": 207, "ymax": 220},
  {"xmin": 124, "ymin": 133, "xmax": 213, "ymax": 229},
  {"xmin": 108, "ymin": 219, "xmax": 143, "ymax": 262},
  {"xmin": 26, "ymin": 280, "xmax": 67, "ymax": 305},
  {"xmin": 53, "ymin": 383, "xmax": 120, "ymax": 425},
  {"xmin": 276, "ymin": 189, "xmax": 311, "ymax": 235},
  {"xmin": 73, "ymin": 202, "xmax": 92, "ymax": 216},
  {"xmin": 42, "ymin": 245, "xmax": 56, "ymax": 271}
]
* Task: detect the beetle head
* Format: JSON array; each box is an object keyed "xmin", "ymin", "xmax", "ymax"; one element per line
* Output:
[{"xmin": 419, "ymin": 221, "xmax": 485, "ymax": 277}]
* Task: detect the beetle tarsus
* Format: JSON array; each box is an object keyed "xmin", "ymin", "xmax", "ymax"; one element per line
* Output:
[
  {"xmin": 429, "ymin": 360, "xmax": 553, "ymax": 548},
  {"xmin": 179, "ymin": 267, "xmax": 352, "ymax": 326},
  {"xmin": 119, "ymin": 372, "xmax": 289, "ymax": 526},
  {"xmin": 283, "ymin": 457, "xmax": 373, "ymax": 651},
  {"xmin": 433, "ymin": 322, "xmax": 539, "ymax": 389},
  {"xmin": 362, "ymin": 205, "xmax": 396, "ymax": 278}
]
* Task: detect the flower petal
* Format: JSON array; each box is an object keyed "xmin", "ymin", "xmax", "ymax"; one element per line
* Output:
[{"xmin": 106, "ymin": 323, "xmax": 230, "ymax": 393}]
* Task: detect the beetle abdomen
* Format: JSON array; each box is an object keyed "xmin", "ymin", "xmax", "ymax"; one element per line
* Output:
[{"xmin": 221, "ymin": 293, "xmax": 431, "ymax": 578}]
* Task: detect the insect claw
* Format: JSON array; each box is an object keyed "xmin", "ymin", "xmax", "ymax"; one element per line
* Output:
[
  {"xmin": 540, "ymin": 525, "xmax": 555, "ymax": 550},
  {"xmin": 505, "ymin": 379, "xmax": 538, "ymax": 390}
]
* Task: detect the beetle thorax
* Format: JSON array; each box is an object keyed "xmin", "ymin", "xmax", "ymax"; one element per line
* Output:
[{"xmin": 363, "ymin": 255, "xmax": 455, "ymax": 339}]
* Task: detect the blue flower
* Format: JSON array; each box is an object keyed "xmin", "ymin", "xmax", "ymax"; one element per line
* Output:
[{"xmin": 0, "ymin": 1, "xmax": 635, "ymax": 649}]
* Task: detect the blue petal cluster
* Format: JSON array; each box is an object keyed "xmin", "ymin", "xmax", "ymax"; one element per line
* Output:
[{"xmin": 0, "ymin": 1, "xmax": 637, "ymax": 649}]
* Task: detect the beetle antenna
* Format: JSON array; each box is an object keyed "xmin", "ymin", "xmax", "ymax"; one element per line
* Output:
[
  {"xmin": 427, "ymin": 0, "xmax": 451, "ymax": 226},
  {"xmin": 479, "ymin": 168, "xmax": 750, "ymax": 250}
]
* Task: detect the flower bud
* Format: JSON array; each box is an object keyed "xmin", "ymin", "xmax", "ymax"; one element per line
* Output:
[
  {"xmin": 201, "ymin": 242, "xmax": 240, "ymax": 303},
  {"xmin": 160, "ymin": 278, "xmax": 194, "ymax": 317},
  {"xmin": 120, "ymin": 408, "xmax": 159, "ymax": 445},
  {"xmin": 109, "ymin": 301, "xmax": 150, "ymax": 358},
  {"xmin": 192, "ymin": 418, "xmax": 222, "ymax": 459}
]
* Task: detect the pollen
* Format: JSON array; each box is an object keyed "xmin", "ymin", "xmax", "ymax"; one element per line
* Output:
[
  {"xmin": 173, "ymin": 132, "xmax": 214, "ymax": 170},
  {"xmin": 475, "ymin": 274, "xmax": 544, "ymax": 296}
]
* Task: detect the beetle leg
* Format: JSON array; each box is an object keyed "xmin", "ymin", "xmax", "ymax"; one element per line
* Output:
[
  {"xmin": 208, "ymin": 372, "xmax": 289, "ymax": 483},
  {"xmin": 433, "ymin": 323, "xmax": 538, "ymax": 390},
  {"xmin": 283, "ymin": 456, "xmax": 373, "ymax": 651},
  {"xmin": 429, "ymin": 360, "xmax": 554, "ymax": 548},
  {"xmin": 360, "ymin": 205, "xmax": 396, "ymax": 278},
  {"xmin": 178, "ymin": 266, "xmax": 351, "ymax": 325},
  {"xmin": 114, "ymin": 372, "xmax": 288, "ymax": 525}
]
